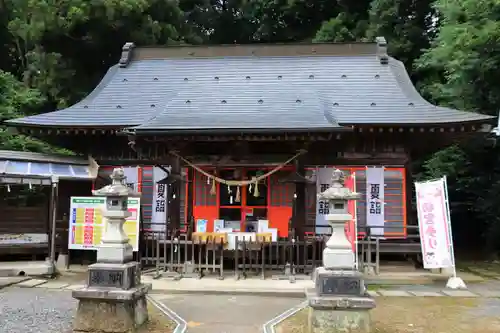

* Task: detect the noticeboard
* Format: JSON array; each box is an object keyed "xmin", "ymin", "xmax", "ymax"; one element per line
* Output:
[{"xmin": 68, "ymin": 197, "xmax": 141, "ymax": 251}]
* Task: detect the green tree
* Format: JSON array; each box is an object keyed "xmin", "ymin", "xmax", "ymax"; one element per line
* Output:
[
  {"xmin": 416, "ymin": 0, "xmax": 500, "ymax": 254},
  {"xmin": 366, "ymin": 0, "xmax": 437, "ymax": 74},
  {"xmin": 2, "ymin": 0, "xmax": 196, "ymax": 107},
  {"xmin": 314, "ymin": 1, "xmax": 371, "ymax": 43},
  {"xmin": 314, "ymin": 12, "xmax": 368, "ymax": 43},
  {"xmin": 0, "ymin": 70, "xmax": 53, "ymax": 152},
  {"xmin": 417, "ymin": 0, "xmax": 500, "ymax": 114}
]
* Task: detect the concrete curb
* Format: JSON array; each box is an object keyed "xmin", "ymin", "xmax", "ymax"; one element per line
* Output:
[
  {"xmin": 147, "ymin": 295, "xmax": 188, "ymax": 333},
  {"xmin": 262, "ymin": 301, "xmax": 308, "ymax": 333},
  {"xmin": 148, "ymin": 288, "xmax": 306, "ymax": 298},
  {"xmin": 0, "ymin": 277, "xmax": 30, "ymax": 290}
]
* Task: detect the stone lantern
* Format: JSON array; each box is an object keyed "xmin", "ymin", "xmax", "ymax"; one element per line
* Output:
[
  {"xmin": 306, "ymin": 169, "xmax": 375, "ymax": 333},
  {"xmin": 72, "ymin": 168, "xmax": 150, "ymax": 333},
  {"xmin": 93, "ymin": 168, "xmax": 139, "ymax": 263},
  {"xmin": 318, "ymin": 169, "xmax": 360, "ymax": 270}
]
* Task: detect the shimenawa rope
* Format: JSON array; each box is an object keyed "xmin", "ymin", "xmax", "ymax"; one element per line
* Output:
[{"xmin": 169, "ymin": 150, "xmax": 307, "ymax": 198}]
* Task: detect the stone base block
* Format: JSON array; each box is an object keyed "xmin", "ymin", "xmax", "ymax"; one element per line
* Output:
[
  {"xmin": 72, "ymin": 284, "xmax": 150, "ymax": 333},
  {"xmin": 308, "ymin": 307, "xmax": 372, "ymax": 333},
  {"xmin": 313, "ymin": 268, "xmax": 365, "ymax": 296},
  {"xmin": 323, "ymin": 247, "xmax": 355, "ymax": 271},
  {"xmin": 306, "ymin": 288, "xmax": 376, "ymax": 333},
  {"xmin": 87, "ymin": 262, "xmax": 141, "ymax": 290},
  {"xmin": 96, "ymin": 243, "xmax": 133, "ymax": 264}
]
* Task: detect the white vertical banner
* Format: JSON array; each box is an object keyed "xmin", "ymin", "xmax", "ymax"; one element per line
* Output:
[
  {"xmin": 415, "ymin": 178, "xmax": 454, "ymax": 269},
  {"xmin": 366, "ymin": 167, "xmax": 385, "ymax": 236},
  {"xmin": 151, "ymin": 167, "xmax": 168, "ymax": 232},
  {"xmin": 315, "ymin": 167, "xmax": 333, "ymax": 234},
  {"xmin": 122, "ymin": 166, "xmax": 139, "ymax": 191}
]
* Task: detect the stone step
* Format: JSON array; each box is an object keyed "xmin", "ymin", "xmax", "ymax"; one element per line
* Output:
[{"xmin": 0, "ymin": 276, "xmax": 30, "ymax": 289}]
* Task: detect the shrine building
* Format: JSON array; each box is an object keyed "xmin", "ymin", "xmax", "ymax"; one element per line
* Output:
[{"xmin": 5, "ymin": 37, "xmax": 494, "ymax": 243}]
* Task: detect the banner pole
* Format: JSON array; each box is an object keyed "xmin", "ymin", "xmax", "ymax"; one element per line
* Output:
[
  {"xmin": 442, "ymin": 176, "xmax": 457, "ymax": 278},
  {"xmin": 442, "ymin": 176, "xmax": 466, "ymax": 289},
  {"xmin": 353, "ymin": 172, "xmax": 359, "ymax": 271}
]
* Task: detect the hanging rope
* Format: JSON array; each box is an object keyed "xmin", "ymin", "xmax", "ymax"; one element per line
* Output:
[
  {"xmin": 235, "ymin": 186, "xmax": 241, "ymax": 202},
  {"xmin": 169, "ymin": 149, "xmax": 307, "ymax": 197}
]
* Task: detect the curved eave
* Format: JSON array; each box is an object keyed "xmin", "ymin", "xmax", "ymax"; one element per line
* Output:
[
  {"xmin": 11, "ymin": 125, "xmax": 132, "ymax": 137},
  {"xmin": 341, "ymin": 116, "xmax": 495, "ymax": 127},
  {"xmin": 123, "ymin": 126, "xmax": 353, "ymax": 136},
  {"xmin": 383, "ymin": 57, "xmax": 496, "ymax": 126},
  {"xmin": 4, "ymin": 65, "xmax": 149, "ymax": 128}
]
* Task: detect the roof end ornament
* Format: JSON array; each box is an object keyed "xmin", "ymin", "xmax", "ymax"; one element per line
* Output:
[
  {"xmin": 490, "ymin": 110, "xmax": 500, "ymax": 137},
  {"xmin": 376, "ymin": 36, "xmax": 388, "ymax": 65},
  {"xmin": 119, "ymin": 42, "xmax": 135, "ymax": 68},
  {"xmin": 488, "ymin": 111, "xmax": 500, "ymax": 148}
]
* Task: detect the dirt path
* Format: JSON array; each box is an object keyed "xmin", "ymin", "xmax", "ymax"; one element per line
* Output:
[{"xmin": 153, "ymin": 293, "xmax": 303, "ymax": 333}]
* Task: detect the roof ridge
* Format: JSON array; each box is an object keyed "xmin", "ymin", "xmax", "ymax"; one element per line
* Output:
[{"xmin": 124, "ymin": 41, "xmax": 382, "ymax": 64}]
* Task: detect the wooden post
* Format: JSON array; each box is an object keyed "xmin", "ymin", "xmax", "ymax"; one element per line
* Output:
[
  {"xmin": 186, "ymin": 167, "xmax": 194, "ymax": 238},
  {"xmin": 294, "ymin": 158, "xmax": 306, "ymax": 240},
  {"xmin": 404, "ymin": 152, "xmax": 413, "ymax": 232},
  {"xmin": 49, "ymin": 176, "xmax": 59, "ymax": 274},
  {"xmin": 169, "ymin": 156, "xmax": 181, "ymax": 235}
]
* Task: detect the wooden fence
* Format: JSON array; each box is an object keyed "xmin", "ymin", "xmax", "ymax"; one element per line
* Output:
[{"xmin": 138, "ymin": 225, "xmax": 421, "ymax": 281}]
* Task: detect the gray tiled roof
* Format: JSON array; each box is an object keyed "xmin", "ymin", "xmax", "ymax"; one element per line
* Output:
[{"xmin": 6, "ymin": 44, "xmax": 494, "ymax": 131}]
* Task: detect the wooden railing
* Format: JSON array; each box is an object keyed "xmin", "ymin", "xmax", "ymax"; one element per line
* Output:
[{"xmin": 139, "ymin": 225, "xmax": 422, "ymax": 281}]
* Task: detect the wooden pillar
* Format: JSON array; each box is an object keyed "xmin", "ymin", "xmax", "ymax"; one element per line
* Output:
[
  {"xmin": 49, "ymin": 178, "xmax": 59, "ymax": 269},
  {"xmin": 293, "ymin": 158, "xmax": 307, "ymax": 240},
  {"xmin": 169, "ymin": 157, "xmax": 181, "ymax": 235},
  {"xmin": 186, "ymin": 167, "xmax": 194, "ymax": 237},
  {"xmin": 405, "ymin": 152, "xmax": 414, "ymax": 229}
]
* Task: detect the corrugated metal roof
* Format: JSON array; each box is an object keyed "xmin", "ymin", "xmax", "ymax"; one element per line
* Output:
[
  {"xmin": 6, "ymin": 45, "xmax": 494, "ymax": 130},
  {"xmin": 0, "ymin": 150, "xmax": 88, "ymax": 165},
  {"xmin": 0, "ymin": 150, "xmax": 98, "ymax": 181}
]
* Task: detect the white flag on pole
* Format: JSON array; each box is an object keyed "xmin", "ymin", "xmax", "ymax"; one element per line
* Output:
[
  {"xmin": 415, "ymin": 177, "xmax": 466, "ymax": 289},
  {"xmin": 315, "ymin": 167, "xmax": 333, "ymax": 234},
  {"xmin": 366, "ymin": 167, "xmax": 385, "ymax": 236}
]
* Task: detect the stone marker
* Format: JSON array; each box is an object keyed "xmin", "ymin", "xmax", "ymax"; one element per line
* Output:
[
  {"xmin": 306, "ymin": 169, "xmax": 376, "ymax": 333},
  {"xmin": 72, "ymin": 168, "xmax": 150, "ymax": 333}
]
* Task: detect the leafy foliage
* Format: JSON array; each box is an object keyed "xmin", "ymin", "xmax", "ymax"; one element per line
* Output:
[
  {"xmin": 417, "ymin": 0, "xmax": 500, "ymax": 115},
  {"xmin": 0, "ymin": 69, "xmax": 54, "ymax": 152},
  {"xmin": 415, "ymin": 0, "xmax": 500, "ymax": 254},
  {"xmin": 367, "ymin": 0, "xmax": 437, "ymax": 80}
]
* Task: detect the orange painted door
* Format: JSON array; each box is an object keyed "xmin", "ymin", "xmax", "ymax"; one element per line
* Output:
[
  {"xmin": 268, "ymin": 207, "xmax": 292, "ymax": 238},
  {"xmin": 268, "ymin": 173, "xmax": 294, "ymax": 238},
  {"xmin": 192, "ymin": 170, "xmax": 218, "ymax": 232}
]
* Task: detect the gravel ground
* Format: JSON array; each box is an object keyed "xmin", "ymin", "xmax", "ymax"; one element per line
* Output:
[
  {"xmin": 276, "ymin": 298, "xmax": 500, "ymax": 333},
  {"xmin": 0, "ymin": 288, "xmax": 76, "ymax": 333}
]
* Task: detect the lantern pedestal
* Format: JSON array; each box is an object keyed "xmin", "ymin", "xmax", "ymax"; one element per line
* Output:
[
  {"xmin": 96, "ymin": 211, "xmax": 134, "ymax": 264},
  {"xmin": 322, "ymin": 213, "xmax": 356, "ymax": 270},
  {"xmin": 72, "ymin": 168, "xmax": 150, "ymax": 333}
]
